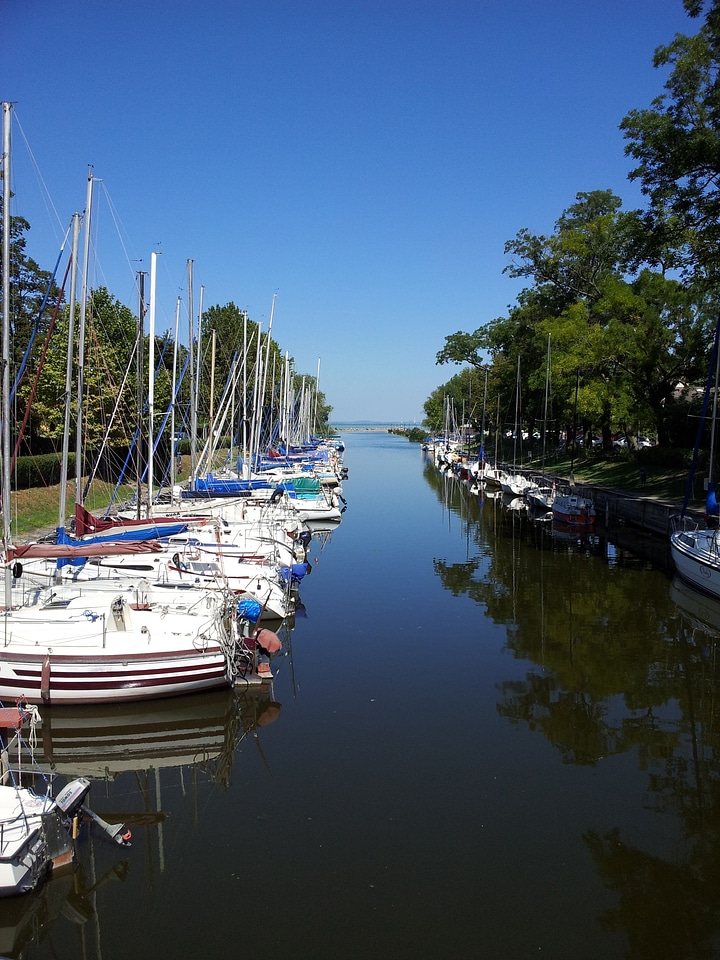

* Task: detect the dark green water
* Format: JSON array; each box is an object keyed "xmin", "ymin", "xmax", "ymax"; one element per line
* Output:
[{"xmin": 4, "ymin": 430, "xmax": 720, "ymax": 959}]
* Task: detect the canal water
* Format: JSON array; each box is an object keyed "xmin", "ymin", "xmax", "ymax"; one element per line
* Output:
[{"xmin": 3, "ymin": 430, "xmax": 720, "ymax": 959}]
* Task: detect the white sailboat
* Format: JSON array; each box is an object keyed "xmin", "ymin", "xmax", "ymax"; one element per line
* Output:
[
  {"xmin": 670, "ymin": 315, "xmax": 720, "ymax": 598},
  {"xmin": 0, "ymin": 116, "xmax": 263, "ymax": 703}
]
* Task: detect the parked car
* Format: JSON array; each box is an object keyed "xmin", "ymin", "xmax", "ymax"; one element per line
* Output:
[{"xmin": 613, "ymin": 435, "xmax": 653, "ymax": 449}]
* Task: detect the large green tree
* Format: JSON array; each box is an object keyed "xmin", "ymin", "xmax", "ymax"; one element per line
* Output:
[
  {"xmin": 437, "ymin": 191, "xmax": 712, "ymax": 448},
  {"xmin": 621, "ymin": 0, "xmax": 720, "ymax": 284}
]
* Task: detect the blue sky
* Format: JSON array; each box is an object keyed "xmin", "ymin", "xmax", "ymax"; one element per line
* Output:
[{"xmin": 7, "ymin": 0, "xmax": 694, "ymax": 423}]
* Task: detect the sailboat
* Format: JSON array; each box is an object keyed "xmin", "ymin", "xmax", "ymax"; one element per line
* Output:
[
  {"xmin": 526, "ymin": 337, "xmax": 555, "ymax": 516},
  {"xmin": 500, "ymin": 358, "xmax": 533, "ymax": 498},
  {"xmin": 551, "ymin": 369, "xmax": 595, "ymax": 528},
  {"xmin": 0, "ymin": 109, "xmax": 263, "ymax": 703},
  {"xmin": 670, "ymin": 314, "xmax": 720, "ymax": 598}
]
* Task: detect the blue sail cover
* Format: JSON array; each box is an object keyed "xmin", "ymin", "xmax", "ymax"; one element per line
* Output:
[
  {"xmin": 707, "ymin": 481, "xmax": 719, "ymax": 522},
  {"xmin": 192, "ymin": 474, "xmax": 272, "ymax": 495},
  {"xmin": 237, "ymin": 597, "xmax": 262, "ymax": 623},
  {"xmin": 279, "ymin": 562, "xmax": 310, "ymax": 585}
]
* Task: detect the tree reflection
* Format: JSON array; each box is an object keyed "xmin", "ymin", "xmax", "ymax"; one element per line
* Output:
[
  {"xmin": 585, "ymin": 827, "xmax": 720, "ymax": 960},
  {"xmin": 427, "ymin": 469, "xmax": 720, "ymax": 958}
]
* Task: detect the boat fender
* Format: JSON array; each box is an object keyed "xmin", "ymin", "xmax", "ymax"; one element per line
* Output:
[
  {"xmin": 11, "ymin": 561, "xmax": 22, "ymax": 579},
  {"xmin": 41, "ymin": 655, "xmax": 51, "ymax": 702},
  {"xmin": 254, "ymin": 628, "xmax": 282, "ymax": 654}
]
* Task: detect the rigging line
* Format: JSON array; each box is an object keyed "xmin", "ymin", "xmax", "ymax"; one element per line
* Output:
[
  {"xmin": 11, "ymin": 111, "xmax": 67, "ymax": 242},
  {"xmin": 11, "ymin": 256, "xmax": 72, "ymax": 475},
  {"xmin": 97, "ymin": 180, "xmax": 139, "ymax": 289},
  {"xmin": 680, "ymin": 313, "xmax": 720, "ymax": 519},
  {"xmin": 10, "ymin": 218, "xmax": 73, "ymax": 403}
]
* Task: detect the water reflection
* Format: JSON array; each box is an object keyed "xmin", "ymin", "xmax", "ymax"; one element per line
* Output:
[
  {"xmin": 0, "ymin": 685, "xmax": 281, "ymax": 958},
  {"xmin": 426, "ymin": 462, "xmax": 720, "ymax": 958}
]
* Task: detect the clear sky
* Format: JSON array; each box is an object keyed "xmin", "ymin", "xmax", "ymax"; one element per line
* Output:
[{"xmin": 6, "ymin": 0, "xmax": 695, "ymax": 423}]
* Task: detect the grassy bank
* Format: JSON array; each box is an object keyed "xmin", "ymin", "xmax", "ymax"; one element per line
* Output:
[
  {"xmin": 543, "ymin": 456, "xmax": 690, "ymax": 500},
  {"xmin": 7, "ymin": 481, "xmax": 135, "ymax": 538}
]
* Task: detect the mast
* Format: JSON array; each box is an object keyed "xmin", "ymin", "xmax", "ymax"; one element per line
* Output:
[
  {"xmin": 135, "ymin": 271, "xmax": 146, "ymax": 518},
  {"xmin": 58, "ymin": 212, "xmax": 82, "ymax": 535},
  {"xmin": 170, "ymin": 295, "xmax": 181, "ymax": 494},
  {"xmin": 196, "ymin": 284, "xmax": 204, "ymax": 451},
  {"xmin": 187, "ymin": 259, "xmax": 197, "ymax": 481},
  {"xmin": 513, "ymin": 356, "xmax": 521, "ymax": 469},
  {"xmin": 542, "ymin": 334, "xmax": 550, "ymax": 473},
  {"xmin": 314, "ymin": 357, "xmax": 321, "ymax": 436},
  {"xmin": 479, "ymin": 367, "xmax": 488, "ymax": 474},
  {"xmin": 208, "ymin": 328, "xmax": 217, "ymax": 438},
  {"xmin": 75, "ymin": 167, "xmax": 94, "ymax": 508},
  {"xmin": 242, "ymin": 310, "xmax": 248, "ymax": 478},
  {"xmin": 248, "ymin": 322, "xmax": 263, "ymax": 474},
  {"xmin": 2, "ymin": 103, "xmax": 11, "ymax": 606},
  {"xmin": 147, "ymin": 250, "xmax": 160, "ymax": 508}
]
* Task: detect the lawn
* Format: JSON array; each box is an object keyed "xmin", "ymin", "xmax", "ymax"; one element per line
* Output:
[{"xmin": 527, "ymin": 452, "xmax": 695, "ymax": 504}]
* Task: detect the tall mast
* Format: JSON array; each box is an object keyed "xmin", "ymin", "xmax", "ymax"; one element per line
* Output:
[
  {"xmin": 75, "ymin": 167, "xmax": 94, "ymax": 508},
  {"xmin": 542, "ymin": 334, "xmax": 550, "ymax": 473},
  {"xmin": 187, "ymin": 259, "xmax": 196, "ymax": 481},
  {"xmin": 314, "ymin": 357, "xmax": 321, "ymax": 436},
  {"xmin": 58, "ymin": 212, "xmax": 82, "ymax": 535},
  {"xmin": 147, "ymin": 250, "xmax": 160, "ymax": 508},
  {"xmin": 135, "ymin": 270, "xmax": 146, "ymax": 518},
  {"xmin": 2, "ymin": 103, "xmax": 12, "ymax": 607},
  {"xmin": 242, "ymin": 310, "xmax": 248, "ymax": 478},
  {"xmin": 170, "ymin": 295, "xmax": 181, "ymax": 494}
]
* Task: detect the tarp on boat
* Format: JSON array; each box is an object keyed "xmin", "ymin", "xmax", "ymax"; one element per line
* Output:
[
  {"xmin": 74, "ymin": 504, "xmax": 193, "ymax": 539},
  {"xmin": 6, "ymin": 540, "xmax": 165, "ymax": 561}
]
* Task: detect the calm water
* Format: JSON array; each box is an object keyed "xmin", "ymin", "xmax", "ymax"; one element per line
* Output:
[{"xmin": 4, "ymin": 430, "xmax": 720, "ymax": 959}]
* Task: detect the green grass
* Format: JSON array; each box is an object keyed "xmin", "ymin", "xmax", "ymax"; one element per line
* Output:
[
  {"xmin": 8, "ymin": 481, "xmax": 136, "ymax": 538},
  {"xmin": 519, "ymin": 451, "xmax": 695, "ymax": 504}
]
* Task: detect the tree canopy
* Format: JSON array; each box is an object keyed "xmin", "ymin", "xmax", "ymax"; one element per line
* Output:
[{"xmin": 428, "ymin": 3, "xmax": 720, "ymax": 455}]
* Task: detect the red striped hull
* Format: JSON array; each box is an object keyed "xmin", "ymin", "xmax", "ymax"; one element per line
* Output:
[{"xmin": 0, "ymin": 648, "xmax": 233, "ymax": 704}]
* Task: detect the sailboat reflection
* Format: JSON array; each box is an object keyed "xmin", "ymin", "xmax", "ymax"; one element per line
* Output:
[
  {"xmin": 670, "ymin": 574, "xmax": 720, "ymax": 639},
  {"xmin": 32, "ymin": 687, "xmax": 279, "ymax": 783},
  {"xmin": 0, "ymin": 855, "xmax": 129, "ymax": 958},
  {"xmin": 0, "ymin": 687, "xmax": 281, "ymax": 957}
]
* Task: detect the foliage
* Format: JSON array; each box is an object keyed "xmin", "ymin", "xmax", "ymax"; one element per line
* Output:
[
  {"xmin": 0, "ymin": 192, "xmax": 60, "ymax": 375},
  {"xmin": 428, "ymin": 5, "xmax": 720, "ymax": 466},
  {"xmin": 423, "ymin": 366, "xmax": 485, "ymax": 433},
  {"xmin": 620, "ymin": 2, "xmax": 720, "ymax": 285},
  {"xmin": 436, "ymin": 189, "xmax": 714, "ymax": 450},
  {"xmin": 10, "ymin": 452, "xmax": 75, "ymax": 490}
]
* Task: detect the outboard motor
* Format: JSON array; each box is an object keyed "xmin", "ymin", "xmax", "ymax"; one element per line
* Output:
[
  {"xmin": 56, "ymin": 777, "xmax": 132, "ymax": 846},
  {"xmin": 55, "ymin": 778, "xmax": 92, "ymax": 817}
]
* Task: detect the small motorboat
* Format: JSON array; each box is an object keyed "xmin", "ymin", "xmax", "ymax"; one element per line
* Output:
[{"xmin": 0, "ymin": 770, "xmax": 131, "ymax": 898}]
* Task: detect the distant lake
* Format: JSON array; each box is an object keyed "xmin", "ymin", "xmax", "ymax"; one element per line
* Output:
[{"xmin": 5, "ymin": 430, "xmax": 720, "ymax": 960}]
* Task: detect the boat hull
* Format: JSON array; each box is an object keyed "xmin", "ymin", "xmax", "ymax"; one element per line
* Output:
[
  {"xmin": 0, "ymin": 592, "xmax": 251, "ymax": 704},
  {"xmin": 0, "ymin": 647, "xmax": 233, "ymax": 704},
  {"xmin": 551, "ymin": 494, "xmax": 596, "ymax": 527},
  {"xmin": 670, "ymin": 528, "xmax": 720, "ymax": 600}
]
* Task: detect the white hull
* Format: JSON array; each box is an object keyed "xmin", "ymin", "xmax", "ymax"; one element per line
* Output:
[
  {"xmin": 0, "ymin": 591, "xmax": 258, "ymax": 704},
  {"xmin": 500, "ymin": 473, "xmax": 532, "ymax": 497},
  {"xmin": 671, "ymin": 528, "xmax": 720, "ymax": 600},
  {"xmin": 552, "ymin": 493, "xmax": 596, "ymax": 527},
  {"xmin": 0, "ymin": 787, "xmax": 67, "ymax": 897}
]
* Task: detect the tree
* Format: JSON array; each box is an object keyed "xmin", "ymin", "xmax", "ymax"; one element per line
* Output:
[
  {"xmin": 21, "ymin": 287, "xmax": 139, "ymax": 459},
  {"xmin": 0, "ymin": 192, "xmax": 61, "ymax": 388},
  {"xmin": 620, "ymin": 0, "xmax": 720, "ymax": 284},
  {"xmin": 423, "ymin": 367, "xmax": 485, "ymax": 434},
  {"xmin": 436, "ymin": 190, "xmax": 713, "ymax": 448}
]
